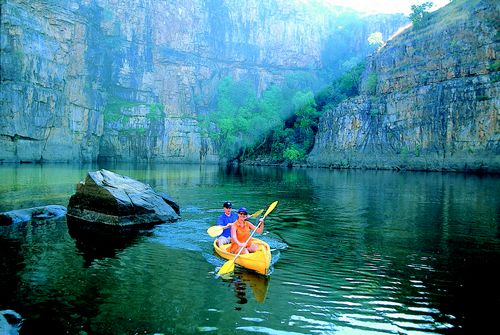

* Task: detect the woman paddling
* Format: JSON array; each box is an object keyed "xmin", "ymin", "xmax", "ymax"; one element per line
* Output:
[{"xmin": 228, "ymin": 207, "xmax": 265, "ymax": 254}]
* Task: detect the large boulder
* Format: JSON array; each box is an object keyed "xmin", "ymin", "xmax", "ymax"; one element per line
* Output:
[{"xmin": 67, "ymin": 169, "xmax": 180, "ymax": 227}]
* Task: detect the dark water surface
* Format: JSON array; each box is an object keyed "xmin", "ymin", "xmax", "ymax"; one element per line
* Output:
[{"xmin": 1, "ymin": 163, "xmax": 499, "ymax": 334}]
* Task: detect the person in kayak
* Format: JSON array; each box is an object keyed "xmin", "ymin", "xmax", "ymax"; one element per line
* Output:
[
  {"xmin": 228, "ymin": 207, "xmax": 265, "ymax": 254},
  {"xmin": 216, "ymin": 201, "xmax": 238, "ymax": 247}
]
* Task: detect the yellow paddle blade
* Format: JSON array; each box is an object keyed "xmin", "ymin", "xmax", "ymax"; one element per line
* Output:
[
  {"xmin": 250, "ymin": 209, "xmax": 264, "ymax": 218},
  {"xmin": 263, "ymin": 201, "xmax": 278, "ymax": 218},
  {"xmin": 207, "ymin": 225, "xmax": 223, "ymax": 237},
  {"xmin": 217, "ymin": 259, "xmax": 235, "ymax": 276}
]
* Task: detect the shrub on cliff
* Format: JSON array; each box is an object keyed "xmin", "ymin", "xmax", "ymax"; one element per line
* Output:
[
  {"xmin": 409, "ymin": 2, "xmax": 433, "ymax": 29},
  {"xmin": 316, "ymin": 62, "xmax": 365, "ymax": 111}
]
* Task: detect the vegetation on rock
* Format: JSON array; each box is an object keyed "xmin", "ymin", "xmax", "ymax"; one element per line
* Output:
[{"xmin": 199, "ymin": 62, "xmax": 367, "ymax": 164}]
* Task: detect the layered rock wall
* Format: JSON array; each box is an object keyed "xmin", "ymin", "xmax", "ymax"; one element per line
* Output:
[
  {"xmin": 309, "ymin": 0, "xmax": 499, "ymax": 172},
  {"xmin": 1, "ymin": 0, "xmax": 406, "ymax": 163},
  {"xmin": 1, "ymin": 1, "xmax": 101, "ymax": 162}
]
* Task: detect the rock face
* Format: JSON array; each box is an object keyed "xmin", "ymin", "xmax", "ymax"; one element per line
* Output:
[
  {"xmin": 0, "ymin": 0, "xmax": 406, "ymax": 163},
  {"xmin": 67, "ymin": 169, "xmax": 180, "ymax": 226},
  {"xmin": 309, "ymin": 0, "xmax": 499, "ymax": 172}
]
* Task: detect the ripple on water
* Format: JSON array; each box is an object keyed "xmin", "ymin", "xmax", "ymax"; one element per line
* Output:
[
  {"xmin": 197, "ymin": 326, "xmax": 218, "ymax": 332},
  {"xmin": 237, "ymin": 326, "xmax": 306, "ymax": 335},
  {"xmin": 274, "ymin": 245, "xmax": 459, "ymax": 335}
]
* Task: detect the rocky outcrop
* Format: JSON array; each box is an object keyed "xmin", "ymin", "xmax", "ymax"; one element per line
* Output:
[
  {"xmin": 0, "ymin": 205, "xmax": 67, "ymax": 225},
  {"xmin": 67, "ymin": 169, "xmax": 180, "ymax": 226},
  {"xmin": 309, "ymin": 0, "xmax": 499, "ymax": 172},
  {"xmin": 0, "ymin": 0, "xmax": 407, "ymax": 163},
  {"xmin": 0, "ymin": 309, "xmax": 23, "ymax": 335}
]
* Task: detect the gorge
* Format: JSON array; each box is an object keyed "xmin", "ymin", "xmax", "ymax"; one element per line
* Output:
[{"xmin": 1, "ymin": 0, "xmax": 498, "ymax": 172}]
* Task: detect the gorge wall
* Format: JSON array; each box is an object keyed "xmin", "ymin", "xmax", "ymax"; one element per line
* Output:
[
  {"xmin": 309, "ymin": 0, "xmax": 499, "ymax": 172},
  {"xmin": 0, "ymin": 0, "xmax": 407, "ymax": 163}
]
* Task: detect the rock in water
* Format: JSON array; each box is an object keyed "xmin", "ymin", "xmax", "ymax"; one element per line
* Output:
[
  {"xmin": 0, "ymin": 309, "xmax": 23, "ymax": 335},
  {"xmin": 0, "ymin": 205, "xmax": 67, "ymax": 225},
  {"xmin": 67, "ymin": 169, "xmax": 180, "ymax": 226}
]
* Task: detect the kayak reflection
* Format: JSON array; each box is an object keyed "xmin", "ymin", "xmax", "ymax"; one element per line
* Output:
[{"xmin": 223, "ymin": 270, "xmax": 270, "ymax": 305}]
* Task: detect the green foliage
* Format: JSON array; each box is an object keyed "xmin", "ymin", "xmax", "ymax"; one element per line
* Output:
[
  {"xmin": 199, "ymin": 74, "xmax": 323, "ymax": 162},
  {"xmin": 103, "ymin": 96, "xmax": 135, "ymax": 123},
  {"xmin": 283, "ymin": 146, "xmax": 305, "ymax": 162},
  {"xmin": 399, "ymin": 146, "xmax": 409, "ymax": 160},
  {"xmin": 200, "ymin": 63, "xmax": 369, "ymax": 163},
  {"xmin": 409, "ymin": 2, "xmax": 433, "ymax": 29},
  {"xmin": 147, "ymin": 103, "xmax": 165, "ymax": 121},
  {"xmin": 366, "ymin": 73, "xmax": 378, "ymax": 95},
  {"xmin": 200, "ymin": 77, "xmax": 280, "ymax": 158},
  {"xmin": 415, "ymin": 143, "xmax": 421, "ymax": 157},
  {"xmin": 119, "ymin": 128, "xmax": 146, "ymax": 135},
  {"xmin": 291, "ymin": 91, "xmax": 320, "ymax": 152},
  {"xmin": 316, "ymin": 62, "xmax": 365, "ymax": 111},
  {"xmin": 104, "ymin": 97, "xmax": 164, "ymax": 126},
  {"xmin": 489, "ymin": 60, "xmax": 500, "ymax": 72}
]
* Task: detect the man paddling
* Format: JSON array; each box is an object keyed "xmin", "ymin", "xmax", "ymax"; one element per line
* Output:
[{"xmin": 216, "ymin": 201, "xmax": 238, "ymax": 247}]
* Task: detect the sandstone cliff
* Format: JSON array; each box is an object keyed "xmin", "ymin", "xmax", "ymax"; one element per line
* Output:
[
  {"xmin": 0, "ymin": 0, "xmax": 406, "ymax": 163},
  {"xmin": 309, "ymin": 0, "xmax": 499, "ymax": 172}
]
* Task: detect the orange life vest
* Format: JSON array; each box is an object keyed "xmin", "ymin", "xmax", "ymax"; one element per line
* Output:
[{"xmin": 228, "ymin": 220, "xmax": 252, "ymax": 253}]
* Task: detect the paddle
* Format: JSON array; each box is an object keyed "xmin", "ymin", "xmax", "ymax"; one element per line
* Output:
[
  {"xmin": 207, "ymin": 209, "xmax": 264, "ymax": 237},
  {"xmin": 217, "ymin": 200, "xmax": 278, "ymax": 276}
]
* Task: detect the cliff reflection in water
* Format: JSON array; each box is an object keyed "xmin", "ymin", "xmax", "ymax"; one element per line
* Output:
[{"xmin": 0, "ymin": 163, "xmax": 499, "ymax": 334}]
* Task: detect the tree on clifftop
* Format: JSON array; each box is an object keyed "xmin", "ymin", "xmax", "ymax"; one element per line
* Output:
[{"xmin": 409, "ymin": 2, "xmax": 434, "ymax": 28}]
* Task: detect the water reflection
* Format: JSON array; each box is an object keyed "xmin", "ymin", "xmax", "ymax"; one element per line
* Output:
[
  {"xmin": 222, "ymin": 270, "xmax": 270, "ymax": 306},
  {"xmin": 1, "ymin": 164, "xmax": 499, "ymax": 334},
  {"xmin": 0, "ymin": 235, "xmax": 25, "ymax": 305},
  {"xmin": 67, "ymin": 216, "xmax": 152, "ymax": 267}
]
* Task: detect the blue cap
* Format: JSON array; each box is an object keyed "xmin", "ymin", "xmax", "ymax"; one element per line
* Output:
[{"xmin": 237, "ymin": 207, "xmax": 248, "ymax": 214}]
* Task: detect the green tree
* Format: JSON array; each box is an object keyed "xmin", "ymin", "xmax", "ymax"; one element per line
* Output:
[
  {"xmin": 409, "ymin": 2, "xmax": 433, "ymax": 29},
  {"xmin": 291, "ymin": 91, "xmax": 319, "ymax": 153},
  {"xmin": 206, "ymin": 77, "xmax": 259, "ymax": 157},
  {"xmin": 283, "ymin": 146, "xmax": 304, "ymax": 162},
  {"xmin": 316, "ymin": 61, "xmax": 365, "ymax": 111}
]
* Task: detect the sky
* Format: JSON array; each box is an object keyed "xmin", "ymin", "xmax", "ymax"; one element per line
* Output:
[{"xmin": 321, "ymin": 0, "xmax": 451, "ymax": 15}]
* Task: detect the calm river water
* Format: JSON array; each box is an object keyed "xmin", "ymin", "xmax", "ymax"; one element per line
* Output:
[{"xmin": 1, "ymin": 163, "xmax": 499, "ymax": 335}]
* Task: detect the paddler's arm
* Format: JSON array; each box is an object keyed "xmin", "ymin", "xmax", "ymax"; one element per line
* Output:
[{"xmin": 249, "ymin": 219, "xmax": 264, "ymax": 234}]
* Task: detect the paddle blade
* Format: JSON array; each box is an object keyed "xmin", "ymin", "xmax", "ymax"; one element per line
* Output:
[
  {"xmin": 207, "ymin": 225, "xmax": 223, "ymax": 237},
  {"xmin": 250, "ymin": 209, "xmax": 264, "ymax": 218},
  {"xmin": 263, "ymin": 201, "xmax": 278, "ymax": 218},
  {"xmin": 217, "ymin": 259, "xmax": 235, "ymax": 276}
]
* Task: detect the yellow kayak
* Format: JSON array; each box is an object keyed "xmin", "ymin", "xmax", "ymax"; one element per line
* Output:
[{"xmin": 213, "ymin": 238, "xmax": 271, "ymax": 276}]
